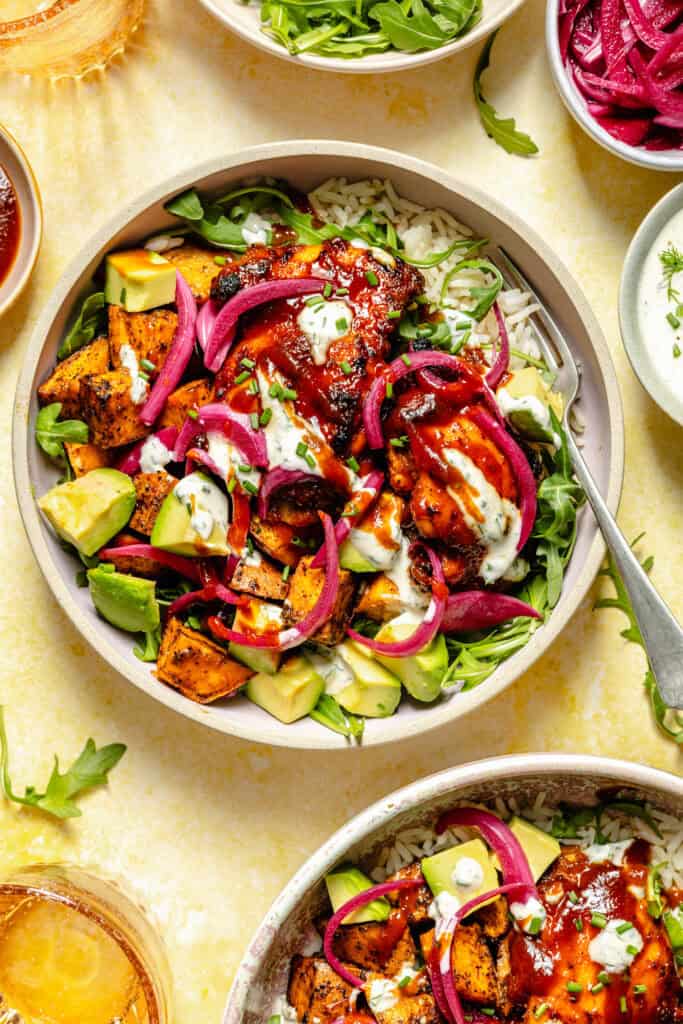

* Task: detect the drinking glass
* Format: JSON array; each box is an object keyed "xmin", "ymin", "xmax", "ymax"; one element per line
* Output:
[
  {"xmin": 0, "ymin": 0, "xmax": 145, "ymax": 78},
  {"xmin": 0, "ymin": 864, "xmax": 171, "ymax": 1024}
]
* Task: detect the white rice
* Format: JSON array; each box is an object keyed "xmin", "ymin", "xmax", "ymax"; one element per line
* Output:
[{"xmin": 308, "ymin": 177, "xmax": 544, "ymax": 373}]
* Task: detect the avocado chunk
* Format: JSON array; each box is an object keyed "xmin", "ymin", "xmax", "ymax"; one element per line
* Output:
[
  {"xmin": 105, "ymin": 249, "xmax": 176, "ymax": 313},
  {"xmin": 496, "ymin": 367, "xmax": 564, "ymax": 443},
  {"xmin": 325, "ymin": 865, "xmax": 391, "ymax": 925},
  {"xmin": 422, "ymin": 838, "xmax": 499, "ymax": 915},
  {"xmin": 246, "ymin": 655, "xmax": 324, "ymax": 724},
  {"xmin": 151, "ymin": 472, "xmax": 229, "ymax": 557},
  {"xmin": 335, "ymin": 641, "xmax": 401, "ymax": 718},
  {"xmin": 339, "ymin": 492, "xmax": 403, "ymax": 574},
  {"xmin": 508, "ymin": 817, "xmax": 561, "ymax": 881},
  {"xmin": 38, "ymin": 468, "xmax": 136, "ymax": 558},
  {"xmin": 374, "ymin": 612, "xmax": 447, "ymax": 702},
  {"xmin": 88, "ymin": 567, "xmax": 160, "ymax": 633},
  {"xmin": 229, "ymin": 599, "xmax": 282, "ymax": 675}
]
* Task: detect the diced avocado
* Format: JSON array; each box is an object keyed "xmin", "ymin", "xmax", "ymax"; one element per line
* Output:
[
  {"xmin": 150, "ymin": 472, "xmax": 229, "ymax": 557},
  {"xmin": 105, "ymin": 249, "xmax": 176, "ymax": 313},
  {"xmin": 421, "ymin": 838, "xmax": 499, "ymax": 914},
  {"xmin": 335, "ymin": 641, "xmax": 401, "ymax": 718},
  {"xmin": 339, "ymin": 539, "xmax": 378, "ymax": 573},
  {"xmin": 339, "ymin": 492, "xmax": 403, "ymax": 573},
  {"xmin": 38, "ymin": 467, "xmax": 136, "ymax": 558},
  {"xmin": 229, "ymin": 599, "xmax": 282, "ymax": 675},
  {"xmin": 88, "ymin": 567, "xmax": 160, "ymax": 633},
  {"xmin": 508, "ymin": 817, "xmax": 561, "ymax": 881},
  {"xmin": 246, "ymin": 655, "xmax": 323, "ymax": 724},
  {"xmin": 325, "ymin": 865, "xmax": 391, "ymax": 925},
  {"xmin": 374, "ymin": 612, "xmax": 447, "ymax": 702},
  {"xmin": 663, "ymin": 905, "xmax": 683, "ymax": 951},
  {"xmin": 497, "ymin": 367, "xmax": 564, "ymax": 443}
]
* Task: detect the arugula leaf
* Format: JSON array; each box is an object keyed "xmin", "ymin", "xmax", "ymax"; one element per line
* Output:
[
  {"xmin": 550, "ymin": 799, "xmax": 661, "ymax": 843},
  {"xmin": 35, "ymin": 403, "xmax": 89, "ymax": 463},
  {"xmin": 0, "ymin": 707, "xmax": 126, "ymax": 820},
  {"xmin": 440, "ymin": 258, "xmax": 504, "ymax": 321},
  {"xmin": 473, "ymin": 32, "xmax": 539, "ymax": 157},
  {"xmin": 165, "ymin": 188, "xmax": 204, "ymax": 221},
  {"xmin": 310, "ymin": 694, "xmax": 365, "ymax": 740},
  {"xmin": 133, "ymin": 627, "xmax": 161, "ymax": 663},
  {"xmin": 58, "ymin": 291, "xmax": 106, "ymax": 361},
  {"xmin": 370, "ymin": 0, "xmax": 449, "ymax": 51}
]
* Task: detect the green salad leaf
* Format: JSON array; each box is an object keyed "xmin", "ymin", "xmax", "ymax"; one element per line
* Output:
[
  {"xmin": 550, "ymin": 799, "xmax": 661, "ymax": 844},
  {"xmin": 134, "ymin": 627, "xmax": 162, "ymax": 663},
  {"xmin": 35, "ymin": 403, "xmax": 89, "ymax": 463},
  {"xmin": 0, "ymin": 707, "xmax": 126, "ymax": 820},
  {"xmin": 310, "ymin": 694, "xmax": 365, "ymax": 740},
  {"xmin": 473, "ymin": 32, "xmax": 539, "ymax": 157},
  {"xmin": 370, "ymin": 0, "xmax": 450, "ymax": 51},
  {"xmin": 165, "ymin": 188, "xmax": 204, "ymax": 222},
  {"xmin": 58, "ymin": 291, "xmax": 107, "ymax": 361},
  {"xmin": 440, "ymin": 258, "xmax": 504, "ymax": 321}
]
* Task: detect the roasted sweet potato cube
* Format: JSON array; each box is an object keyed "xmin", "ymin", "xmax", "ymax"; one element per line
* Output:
[
  {"xmin": 164, "ymin": 244, "xmax": 221, "ymax": 302},
  {"xmin": 355, "ymin": 575, "xmax": 406, "ymax": 622},
  {"xmin": 103, "ymin": 533, "xmax": 165, "ymax": 578},
  {"xmin": 37, "ymin": 337, "xmax": 110, "ymax": 418},
  {"xmin": 250, "ymin": 515, "xmax": 308, "ymax": 567},
  {"xmin": 387, "ymin": 445, "xmax": 416, "ymax": 494},
  {"xmin": 230, "ymin": 553, "xmax": 289, "ymax": 601},
  {"xmin": 476, "ymin": 896, "xmax": 509, "ymax": 940},
  {"xmin": 109, "ymin": 305, "xmax": 178, "ymax": 371},
  {"xmin": 288, "ymin": 956, "xmax": 358, "ymax": 1024},
  {"xmin": 80, "ymin": 370, "xmax": 149, "ymax": 449},
  {"xmin": 130, "ymin": 471, "xmax": 176, "ymax": 536},
  {"xmin": 158, "ymin": 379, "xmax": 213, "ymax": 429},
  {"xmin": 282, "ymin": 556, "xmax": 355, "ymax": 646},
  {"xmin": 421, "ymin": 922, "xmax": 498, "ymax": 1006},
  {"xmin": 64, "ymin": 442, "xmax": 111, "ymax": 477},
  {"xmin": 362, "ymin": 973, "xmax": 440, "ymax": 1024},
  {"xmin": 156, "ymin": 617, "xmax": 253, "ymax": 703},
  {"xmin": 329, "ymin": 921, "xmax": 417, "ymax": 976},
  {"xmin": 384, "ymin": 863, "xmax": 432, "ymax": 927}
]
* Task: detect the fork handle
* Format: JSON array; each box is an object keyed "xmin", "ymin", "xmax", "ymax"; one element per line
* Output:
[{"xmin": 565, "ymin": 430, "xmax": 683, "ymax": 709}]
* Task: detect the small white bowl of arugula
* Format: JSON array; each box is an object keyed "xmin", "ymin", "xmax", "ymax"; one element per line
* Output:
[{"xmin": 198, "ymin": 0, "xmax": 525, "ymax": 71}]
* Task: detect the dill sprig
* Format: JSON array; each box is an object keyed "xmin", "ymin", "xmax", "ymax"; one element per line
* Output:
[{"xmin": 659, "ymin": 245, "xmax": 683, "ymax": 303}]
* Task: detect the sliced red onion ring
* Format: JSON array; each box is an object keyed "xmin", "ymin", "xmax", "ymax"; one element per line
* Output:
[
  {"xmin": 140, "ymin": 271, "xmax": 197, "ymax": 427},
  {"xmin": 363, "ymin": 351, "xmax": 485, "ymax": 450},
  {"xmin": 323, "ymin": 878, "xmax": 423, "ymax": 988},
  {"xmin": 186, "ymin": 447, "xmax": 227, "ymax": 481},
  {"xmin": 485, "ymin": 303, "xmax": 510, "ymax": 390},
  {"xmin": 468, "ymin": 407, "xmax": 537, "ymax": 553},
  {"xmin": 310, "ymin": 470, "xmax": 384, "ymax": 569},
  {"xmin": 428, "ymin": 943, "xmax": 455, "ymax": 1024},
  {"xmin": 115, "ymin": 426, "xmax": 179, "ymax": 476},
  {"xmin": 167, "ymin": 581, "xmax": 245, "ymax": 618},
  {"xmin": 442, "ymin": 591, "xmax": 541, "ymax": 633},
  {"xmin": 204, "ymin": 277, "xmax": 326, "ymax": 372},
  {"xmin": 207, "ymin": 512, "xmax": 339, "ymax": 650},
  {"xmin": 347, "ymin": 545, "xmax": 447, "ymax": 657},
  {"xmin": 98, "ymin": 543, "xmax": 202, "ymax": 583},
  {"xmin": 197, "ymin": 298, "xmax": 219, "ymax": 353},
  {"xmin": 174, "ymin": 403, "xmax": 268, "ymax": 467},
  {"xmin": 257, "ymin": 468, "xmax": 313, "ymax": 520}
]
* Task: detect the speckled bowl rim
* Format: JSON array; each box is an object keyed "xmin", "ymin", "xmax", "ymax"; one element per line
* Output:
[
  {"xmin": 545, "ymin": 0, "xmax": 683, "ymax": 172},
  {"xmin": 12, "ymin": 141, "xmax": 624, "ymax": 750},
  {"xmin": 619, "ymin": 181, "xmax": 683, "ymax": 425},
  {"xmin": 223, "ymin": 753, "xmax": 683, "ymax": 1021},
  {"xmin": 197, "ymin": 0, "xmax": 525, "ymax": 73},
  {"xmin": 0, "ymin": 121, "xmax": 42, "ymax": 318}
]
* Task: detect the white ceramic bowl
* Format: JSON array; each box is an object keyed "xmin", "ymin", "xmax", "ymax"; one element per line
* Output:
[
  {"xmin": 197, "ymin": 0, "xmax": 524, "ymax": 73},
  {"xmin": 223, "ymin": 753, "xmax": 683, "ymax": 1021},
  {"xmin": 0, "ymin": 122, "xmax": 42, "ymax": 317},
  {"xmin": 620, "ymin": 181, "xmax": 683, "ymax": 424},
  {"xmin": 13, "ymin": 141, "xmax": 623, "ymax": 749},
  {"xmin": 545, "ymin": 0, "xmax": 683, "ymax": 172}
]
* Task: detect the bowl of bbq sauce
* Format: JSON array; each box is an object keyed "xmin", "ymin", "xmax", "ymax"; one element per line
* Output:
[{"xmin": 0, "ymin": 123, "xmax": 41, "ymax": 317}]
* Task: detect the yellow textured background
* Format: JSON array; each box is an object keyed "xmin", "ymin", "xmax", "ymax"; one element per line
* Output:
[{"xmin": 0, "ymin": 1, "xmax": 682, "ymax": 1019}]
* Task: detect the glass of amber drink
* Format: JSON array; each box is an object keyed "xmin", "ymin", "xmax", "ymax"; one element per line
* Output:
[
  {"xmin": 0, "ymin": 0, "xmax": 145, "ymax": 78},
  {"xmin": 0, "ymin": 864, "xmax": 170, "ymax": 1024}
]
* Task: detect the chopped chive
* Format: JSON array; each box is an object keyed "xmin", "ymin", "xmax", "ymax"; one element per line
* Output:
[
  {"xmin": 616, "ymin": 923, "xmax": 633, "ymax": 935},
  {"xmin": 416, "ymin": 294, "xmax": 429, "ymax": 305},
  {"xmin": 455, "ymin": 320, "xmax": 472, "ymax": 330},
  {"xmin": 248, "ymin": 379, "xmax": 259, "ymax": 396},
  {"xmin": 138, "ymin": 370, "xmax": 150, "ymax": 382},
  {"xmin": 397, "ymin": 976, "xmax": 411, "ymax": 990},
  {"xmin": 241, "ymin": 357, "xmax": 256, "ymax": 369},
  {"xmin": 323, "ymin": 282, "xmax": 333, "ymax": 298},
  {"xmin": 305, "ymin": 452, "xmax": 316, "ymax": 469},
  {"xmin": 626, "ymin": 945, "xmax": 639, "ymax": 956},
  {"xmin": 568, "ymin": 891, "xmax": 580, "ymax": 905},
  {"xmin": 365, "ymin": 270, "xmax": 378, "ymax": 286},
  {"xmin": 235, "ymin": 370, "xmax": 251, "ymax": 385},
  {"xmin": 250, "ymin": 413, "xmax": 260, "ymax": 430},
  {"xmin": 567, "ymin": 982, "xmax": 582, "ymax": 994},
  {"xmin": 388, "ymin": 310, "xmax": 401, "ymax": 319},
  {"xmin": 598, "ymin": 972, "xmax": 610, "ymax": 985},
  {"xmin": 340, "ymin": 360, "xmax": 353, "ymax": 375},
  {"xmin": 479, "ymin": 1011, "xmax": 495, "ymax": 1018},
  {"xmin": 238, "ymin": 463, "xmax": 252, "ymax": 473},
  {"xmin": 187, "ymin": 409, "xmax": 199, "ymax": 421},
  {"xmin": 574, "ymin": 918, "xmax": 584, "ymax": 932},
  {"xmin": 591, "ymin": 913, "xmax": 607, "ymax": 929},
  {"xmin": 214, "ymin": 255, "xmax": 227, "ymax": 266},
  {"xmin": 674, "ymin": 343, "xmax": 682, "ymax": 358},
  {"xmin": 667, "ymin": 312, "xmax": 680, "ymax": 330},
  {"xmin": 590, "ymin": 983, "xmax": 604, "ymax": 995},
  {"xmin": 633, "ymin": 984, "xmax": 646, "ymax": 995},
  {"xmin": 534, "ymin": 1004, "xmax": 549, "ymax": 1019},
  {"xmin": 341, "ymin": 505, "xmax": 358, "ymax": 518},
  {"xmin": 528, "ymin": 917, "xmax": 543, "ymax": 936},
  {"xmin": 296, "ymin": 441, "xmax": 308, "ymax": 458},
  {"xmin": 385, "ymin": 381, "xmax": 394, "ymax": 399},
  {"xmin": 390, "ymin": 435, "xmax": 409, "ymax": 448},
  {"xmin": 282, "ymin": 565, "xmax": 291, "ymax": 582},
  {"xmin": 347, "ymin": 456, "xmax": 360, "ymax": 473},
  {"xmin": 335, "ymin": 287, "xmax": 349, "ymax": 296},
  {"xmin": 269, "ymin": 382, "xmax": 283, "ymax": 399},
  {"xmin": 305, "ymin": 294, "xmax": 325, "ymax": 307},
  {"xmin": 620, "ymin": 997, "xmax": 627, "ymax": 1014},
  {"xmin": 227, "ymin": 477, "xmax": 237, "ymax": 494},
  {"xmin": 242, "ymin": 480, "xmax": 258, "ymax": 496},
  {"xmin": 335, "ymin": 318, "xmax": 349, "ymax": 332},
  {"xmin": 282, "ymin": 387, "xmax": 298, "ymax": 401},
  {"xmin": 259, "ymin": 408, "xmax": 272, "ymax": 427},
  {"xmin": 140, "ymin": 358, "xmax": 156, "ymax": 372},
  {"xmin": 246, "ymin": 536, "xmax": 254, "ymax": 556},
  {"xmin": 401, "ymin": 353, "xmax": 412, "ymax": 366}
]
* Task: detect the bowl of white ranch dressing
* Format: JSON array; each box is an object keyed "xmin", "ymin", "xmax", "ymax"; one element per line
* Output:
[{"xmin": 620, "ymin": 182, "xmax": 683, "ymax": 426}]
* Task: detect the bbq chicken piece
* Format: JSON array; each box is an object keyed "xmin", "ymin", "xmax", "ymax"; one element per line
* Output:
[{"xmin": 501, "ymin": 842, "xmax": 682, "ymax": 1024}]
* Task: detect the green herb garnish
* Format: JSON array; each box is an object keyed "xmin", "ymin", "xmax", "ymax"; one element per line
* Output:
[
  {"xmin": 473, "ymin": 31, "xmax": 539, "ymax": 157},
  {"xmin": 35, "ymin": 403, "xmax": 89, "ymax": 463},
  {"xmin": 58, "ymin": 291, "xmax": 107, "ymax": 361},
  {"xmin": 309, "ymin": 693, "xmax": 364, "ymax": 741}
]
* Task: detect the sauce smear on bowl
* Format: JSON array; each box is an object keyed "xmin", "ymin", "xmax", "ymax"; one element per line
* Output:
[{"xmin": 0, "ymin": 164, "xmax": 20, "ymax": 287}]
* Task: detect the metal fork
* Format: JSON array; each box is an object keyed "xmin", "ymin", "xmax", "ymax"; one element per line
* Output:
[{"xmin": 489, "ymin": 246, "xmax": 683, "ymax": 710}]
